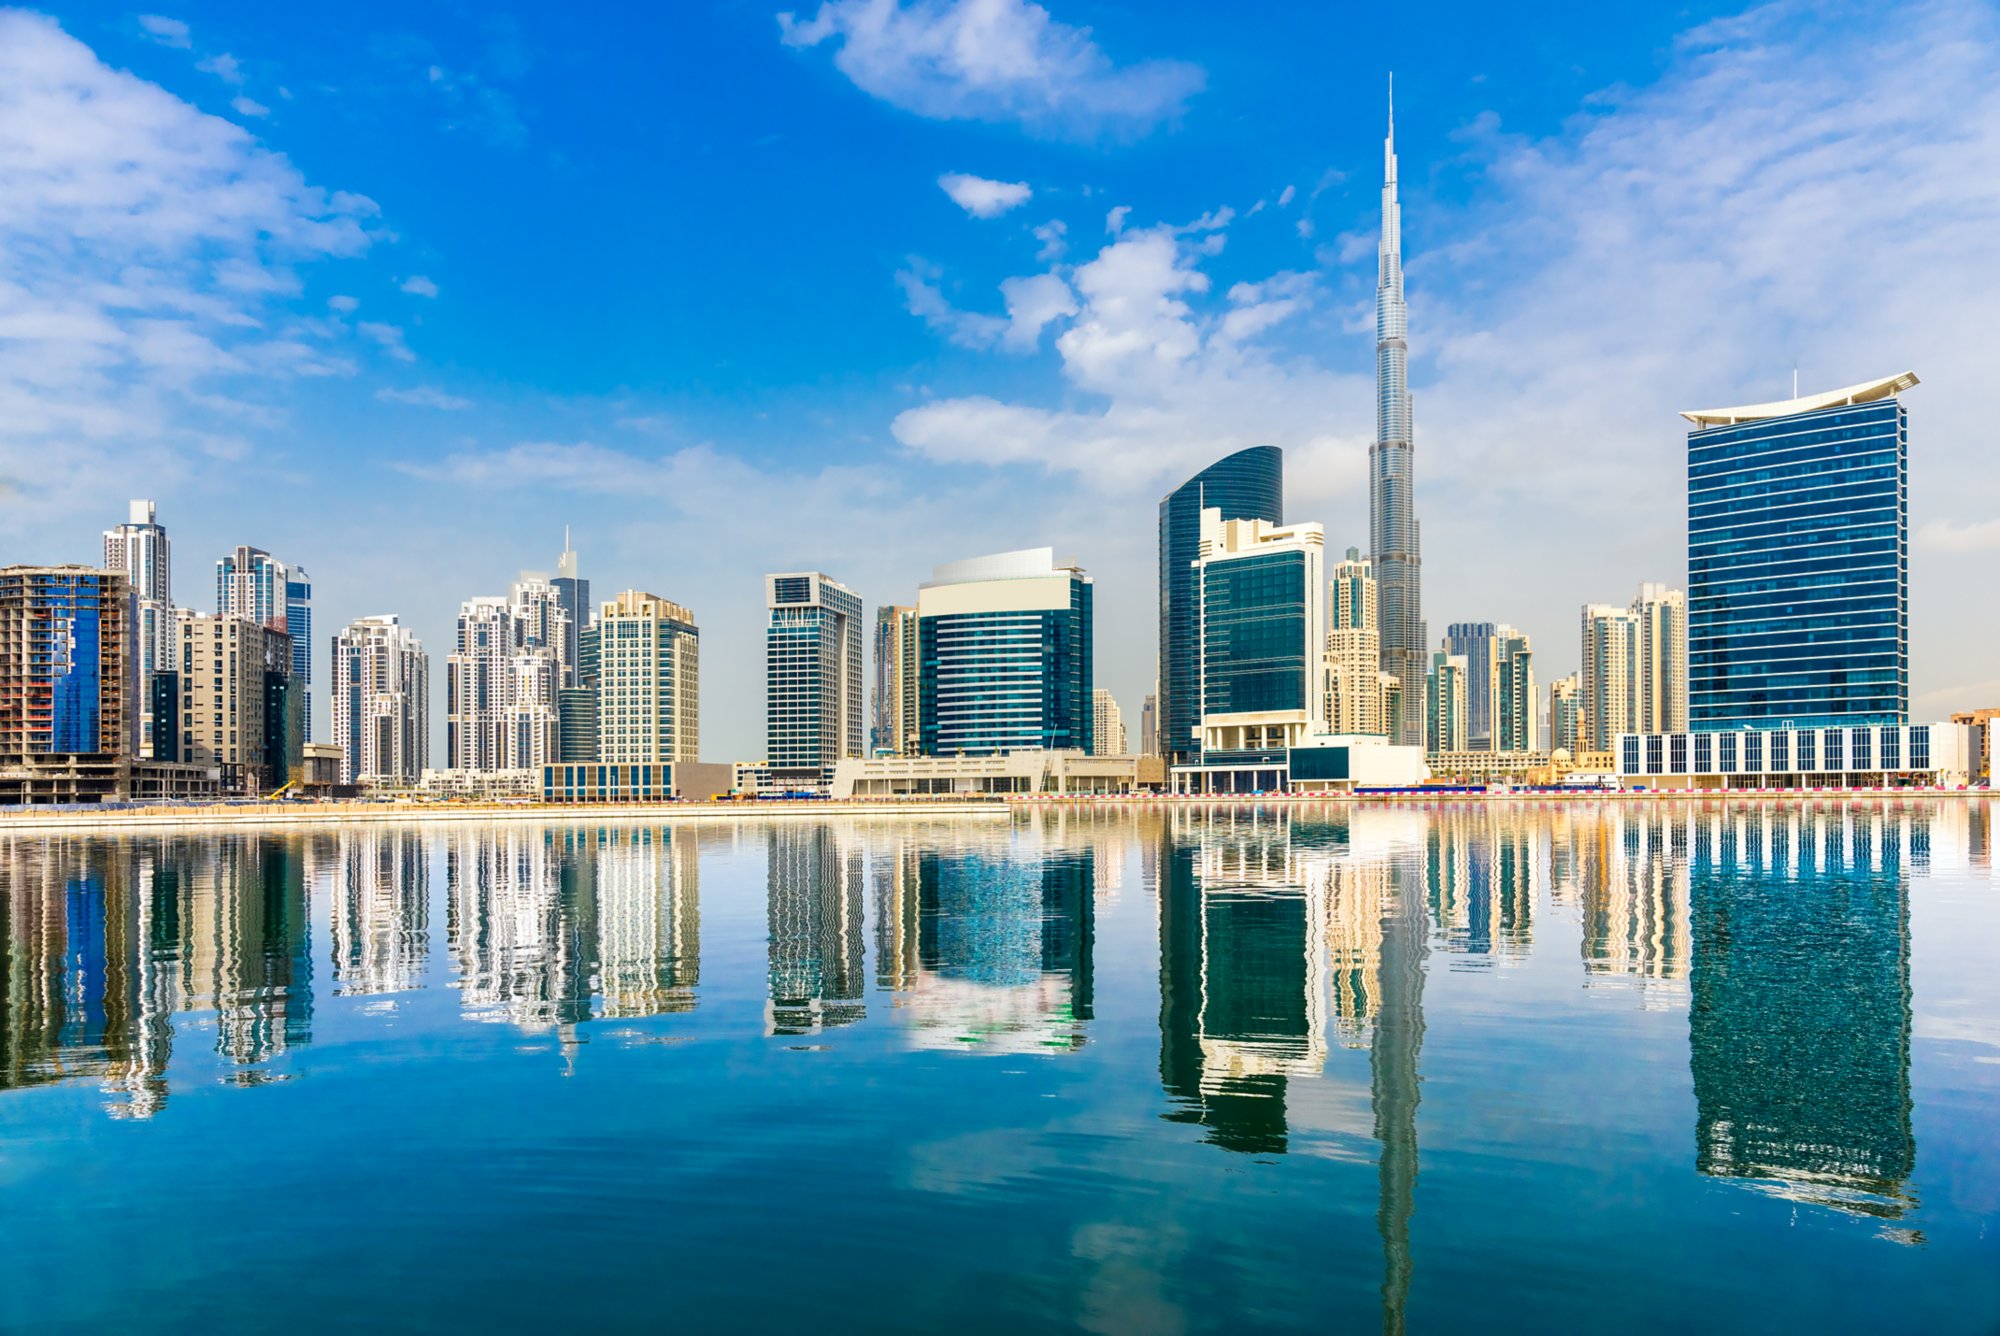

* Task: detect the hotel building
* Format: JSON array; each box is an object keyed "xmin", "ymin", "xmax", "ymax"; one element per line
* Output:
[
  {"xmin": 918, "ymin": 548, "xmax": 1093, "ymax": 757},
  {"xmin": 765, "ymin": 572, "xmax": 863, "ymax": 792}
]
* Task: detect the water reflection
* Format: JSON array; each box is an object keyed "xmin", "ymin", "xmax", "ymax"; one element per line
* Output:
[{"xmin": 767, "ymin": 824, "xmax": 865, "ymax": 1034}]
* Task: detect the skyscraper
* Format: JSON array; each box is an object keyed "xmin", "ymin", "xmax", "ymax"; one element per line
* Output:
[
  {"xmin": 1425, "ymin": 652, "xmax": 1467, "ymax": 754},
  {"xmin": 1372, "ymin": 85, "xmax": 1426, "ymax": 747},
  {"xmin": 217, "ymin": 545, "xmax": 312, "ymax": 741},
  {"xmin": 1159, "ymin": 447, "xmax": 1283, "ymax": 767},
  {"xmin": 1683, "ymin": 374, "xmax": 1914, "ymax": 730},
  {"xmin": 552, "ymin": 528, "xmax": 591, "ymax": 689},
  {"xmin": 445, "ymin": 573, "xmax": 571, "ymax": 772},
  {"xmin": 766, "ymin": 572, "xmax": 864, "ymax": 792},
  {"xmin": 331, "ymin": 615, "xmax": 429, "ymax": 784},
  {"xmin": 179, "ymin": 611, "xmax": 300, "ymax": 794},
  {"xmin": 1139, "ymin": 693, "xmax": 1158, "ymax": 756},
  {"xmin": 918, "ymin": 548, "xmax": 1093, "ymax": 757},
  {"xmin": 1495, "ymin": 629, "xmax": 1537, "ymax": 754},
  {"xmin": 1581, "ymin": 585, "xmax": 1688, "ymax": 750},
  {"xmin": 1092, "ymin": 688, "xmax": 1128, "ymax": 756},
  {"xmin": 0, "ymin": 566, "xmax": 134, "ymax": 762},
  {"xmin": 1325, "ymin": 548, "xmax": 1398, "ymax": 737},
  {"xmin": 103, "ymin": 501, "xmax": 174, "ymax": 758},
  {"xmin": 1549, "ymin": 673, "xmax": 1587, "ymax": 755},
  {"xmin": 1443, "ymin": 623, "xmax": 1535, "ymax": 753},
  {"xmin": 1194, "ymin": 510, "xmax": 1326, "ymax": 753},
  {"xmin": 596, "ymin": 590, "xmax": 699, "ymax": 766},
  {"xmin": 871, "ymin": 604, "xmax": 919, "ymax": 757}
]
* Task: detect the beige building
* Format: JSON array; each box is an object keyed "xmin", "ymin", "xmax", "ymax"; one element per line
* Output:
[
  {"xmin": 1323, "ymin": 548, "xmax": 1400, "ymax": 737},
  {"xmin": 178, "ymin": 611, "xmax": 300, "ymax": 794},
  {"xmin": 1581, "ymin": 584, "xmax": 1687, "ymax": 751},
  {"xmin": 597, "ymin": 590, "xmax": 699, "ymax": 766},
  {"xmin": 871, "ymin": 604, "xmax": 920, "ymax": 756},
  {"xmin": 1092, "ymin": 688, "xmax": 1128, "ymax": 756},
  {"xmin": 331, "ymin": 614, "xmax": 428, "ymax": 784},
  {"xmin": 832, "ymin": 749, "xmax": 1141, "ymax": 798},
  {"xmin": 1549, "ymin": 673, "xmax": 1587, "ymax": 754},
  {"xmin": 1426, "ymin": 650, "xmax": 1468, "ymax": 755},
  {"xmin": 1195, "ymin": 510, "xmax": 1326, "ymax": 754}
]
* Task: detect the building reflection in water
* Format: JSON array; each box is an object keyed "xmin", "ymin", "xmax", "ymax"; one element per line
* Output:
[
  {"xmin": 874, "ymin": 827, "xmax": 1094, "ymax": 1054},
  {"xmin": 1425, "ymin": 806, "xmax": 1534, "ymax": 963},
  {"xmin": 1688, "ymin": 801, "xmax": 1918, "ymax": 1223},
  {"xmin": 331, "ymin": 830, "xmax": 428, "ymax": 998},
  {"xmin": 1579, "ymin": 808, "xmax": 1692, "ymax": 1006},
  {"xmin": 767, "ymin": 824, "xmax": 865, "ymax": 1035}
]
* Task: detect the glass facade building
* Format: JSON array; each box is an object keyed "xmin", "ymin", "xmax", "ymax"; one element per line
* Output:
[
  {"xmin": 918, "ymin": 549, "xmax": 1093, "ymax": 758},
  {"xmin": 1201, "ymin": 549, "xmax": 1310, "ymax": 720},
  {"xmin": 1158, "ymin": 447, "xmax": 1283, "ymax": 767},
  {"xmin": 0, "ymin": 566, "xmax": 130, "ymax": 759},
  {"xmin": 1685, "ymin": 375, "xmax": 1913, "ymax": 731},
  {"xmin": 765, "ymin": 572, "xmax": 864, "ymax": 790}
]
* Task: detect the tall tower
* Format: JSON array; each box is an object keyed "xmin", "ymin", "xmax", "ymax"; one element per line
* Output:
[
  {"xmin": 103, "ymin": 501, "xmax": 174, "ymax": 758},
  {"xmin": 765, "ymin": 572, "xmax": 863, "ymax": 792},
  {"xmin": 1371, "ymin": 80, "xmax": 1426, "ymax": 746}
]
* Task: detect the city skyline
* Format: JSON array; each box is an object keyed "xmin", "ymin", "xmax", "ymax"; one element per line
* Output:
[{"xmin": 5, "ymin": 3, "xmax": 1998, "ymax": 760}]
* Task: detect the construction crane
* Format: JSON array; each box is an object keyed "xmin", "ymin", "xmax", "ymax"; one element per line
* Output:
[{"xmin": 265, "ymin": 778, "xmax": 299, "ymax": 800}]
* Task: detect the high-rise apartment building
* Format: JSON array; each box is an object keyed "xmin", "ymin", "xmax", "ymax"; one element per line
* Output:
[
  {"xmin": 766, "ymin": 573, "xmax": 863, "ymax": 791},
  {"xmin": 331, "ymin": 615, "xmax": 428, "ymax": 784},
  {"xmin": 1139, "ymin": 693, "xmax": 1158, "ymax": 756},
  {"xmin": 552, "ymin": 529, "xmax": 591, "ymax": 689},
  {"xmin": 1494, "ymin": 628, "xmax": 1537, "ymax": 753},
  {"xmin": 1371, "ymin": 90, "xmax": 1426, "ymax": 747},
  {"xmin": 1426, "ymin": 651, "xmax": 1468, "ymax": 755},
  {"xmin": 870, "ymin": 604, "xmax": 920, "ymax": 757},
  {"xmin": 1442, "ymin": 623, "xmax": 1533, "ymax": 752},
  {"xmin": 1159, "ymin": 447, "xmax": 1283, "ymax": 766},
  {"xmin": 103, "ymin": 500, "xmax": 174, "ymax": 758},
  {"xmin": 446, "ymin": 572, "xmax": 572, "ymax": 772},
  {"xmin": 1194, "ymin": 510, "xmax": 1325, "ymax": 754},
  {"xmin": 1684, "ymin": 374, "xmax": 1913, "ymax": 730},
  {"xmin": 1324, "ymin": 548, "xmax": 1398, "ymax": 737},
  {"xmin": 217, "ymin": 545, "xmax": 312, "ymax": 740},
  {"xmin": 597, "ymin": 590, "xmax": 699, "ymax": 766},
  {"xmin": 0, "ymin": 566, "xmax": 134, "ymax": 762},
  {"xmin": 918, "ymin": 548, "xmax": 1092, "ymax": 757},
  {"xmin": 1092, "ymin": 688, "xmax": 1128, "ymax": 756},
  {"xmin": 1549, "ymin": 674, "xmax": 1587, "ymax": 755},
  {"xmin": 179, "ymin": 611, "xmax": 300, "ymax": 794},
  {"xmin": 1582, "ymin": 585, "xmax": 1688, "ymax": 750}
]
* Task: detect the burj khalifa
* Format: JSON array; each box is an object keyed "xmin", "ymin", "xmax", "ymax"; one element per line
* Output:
[{"xmin": 1370, "ymin": 81, "xmax": 1426, "ymax": 747}]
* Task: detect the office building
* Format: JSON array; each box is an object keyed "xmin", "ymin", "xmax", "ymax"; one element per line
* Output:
[
  {"xmin": 445, "ymin": 572, "xmax": 571, "ymax": 772},
  {"xmin": 217, "ymin": 545, "xmax": 312, "ymax": 739},
  {"xmin": 558, "ymin": 620, "xmax": 601, "ymax": 763},
  {"xmin": 331, "ymin": 615, "xmax": 428, "ymax": 784},
  {"xmin": 1549, "ymin": 674, "xmax": 1587, "ymax": 755},
  {"xmin": 1581, "ymin": 586, "xmax": 1685, "ymax": 752},
  {"xmin": 871, "ymin": 604, "xmax": 919, "ymax": 757},
  {"xmin": 103, "ymin": 500, "xmax": 174, "ymax": 758},
  {"xmin": 1158, "ymin": 447, "xmax": 1283, "ymax": 766},
  {"xmin": 1684, "ymin": 373, "xmax": 1914, "ymax": 730},
  {"xmin": 179, "ymin": 611, "xmax": 300, "ymax": 794},
  {"xmin": 0, "ymin": 564, "xmax": 135, "ymax": 766},
  {"xmin": 1139, "ymin": 692, "xmax": 1158, "ymax": 756},
  {"xmin": 1371, "ymin": 92, "xmax": 1427, "ymax": 747},
  {"xmin": 1441, "ymin": 623, "xmax": 1532, "ymax": 752},
  {"xmin": 918, "ymin": 548, "xmax": 1092, "ymax": 757},
  {"xmin": 597, "ymin": 589, "xmax": 699, "ymax": 766},
  {"xmin": 1426, "ymin": 651, "xmax": 1468, "ymax": 755},
  {"xmin": 1092, "ymin": 688, "xmax": 1128, "ymax": 756},
  {"xmin": 552, "ymin": 528, "xmax": 591, "ymax": 688},
  {"xmin": 1325, "ymin": 548, "xmax": 1397, "ymax": 737},
  {"xmin": 1193, "ymin": 510, "xmax": 1326, "ymax": 755},
  {"xmin": 766, "ymin": 572, "xmax": 863, "ymax": 792}
]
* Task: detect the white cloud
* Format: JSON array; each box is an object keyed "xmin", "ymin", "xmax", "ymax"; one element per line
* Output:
[
  {"xmin": 777, "ymin": 0, "xmax": 1203, "ymax": 139},
  {"xmin": 137, "ymin": 14, "xmax": 189, "ymax": 48},
  {"xmin": 376, "ymin": 385, "xmax": 470, "ymax": 410},
  {"xmin": 896, "ymin": 258, "xmax": 1005, "ymax": 349},
  {"xmin": 1918, "ymin": 517, "xmax": 2000, "ymax": 552},
  {"xmin": 357, "ymin": 321, "xmax": 416, "ymax": 362},
  {"xmin": 0, "ymin": 10, "xmax": 377, "ymax": 521},
  {"xmin": 327, "ymin": 294, "xmax": 360, "ymax": 313},
  {"xmin": 1105, "ymin": 204, "xmax": 1129, "ymax": 235},
  {"xmin": 231, "ymin": 95, "xmax": 269, "ymax": 118},
  {"xmin": 400, "ymin": 274, "xmax": 440, "ymax": 297},
  {"xmin": 938, "ymin": 171, "xmax": 1031, "ymax": 218},
  {"xmin": 1032, "ymin": 218, "xmax": 1066, "ymax": 261},
  {"xmin": 998, "ymin": 271, "xmax": 1076, "ymax": 350},
  {"xmin": 197, "ymin": 52, "xmax": 243, "ymax": 85},
  {"xmin": 1278, "ymin": 183, "xmax": 1296, "ymax": 207}
]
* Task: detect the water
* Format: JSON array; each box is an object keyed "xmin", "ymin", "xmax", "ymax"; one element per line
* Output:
[{"xmin": 2, "ymin": 801, "xmax": 1995, "ymax": 1332}]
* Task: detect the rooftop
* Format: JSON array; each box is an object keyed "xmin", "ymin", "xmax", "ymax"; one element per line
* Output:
[{"xmin": 1681, "ymin": 371, "xmax": 1918, "ymax": 427}]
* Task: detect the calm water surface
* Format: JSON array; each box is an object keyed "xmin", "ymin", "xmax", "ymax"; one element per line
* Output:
[{"xmin": 2, "ymin": 801, "xmax": 1996, "ymax": 1332}]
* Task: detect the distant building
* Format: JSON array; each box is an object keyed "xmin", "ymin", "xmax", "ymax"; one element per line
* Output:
[
  {"xmin": 1139, "ymin": 692, "xmax": 1158, "ymax": 756},
  {"xmin": 1442, "ymin": 623, "xmax": 1534, "ymax": 753},
  {"xmin": 1615, "ymin": 721, "xmax": 1972, "ymax": 789},
  {"xmin": 559, "ymin": 620, "xmax": 601, "ymax": 763},
  {"xmin": 1549, "ymin": 673, "xmax": 1587, "ymax": 755},
  {"xmin": 918, "ymin": 548, "xmax": 1093, "ymax": 757},
  {"xmin": 1684, "ymin": 373, "xmax": 1914, "ymax": 730},
  {"xmin": 1949, "ymin": 708, "xmax": 1997, "ymax": 784},
  {"xmin": 597, "ymin": 589, "xmax": 699, "ymax": 766},
  {"xmin": 102, "ymin": 500, "xmax": 174, "ymax": 758},
  {"xmin": 552, "ymin": 528, "xmax": 592, "ymax": 689},
  {"xmin": 0, "ymin": 564, "xmax": 135, "ymax": 763},
  {"xmin": 1158, "ymin": 447, "xmax": 1283, "ymax": 767},
  {"xmin": 331, "ymin": 614, "xmax": 428, "ymax": 784},
  {"xmin": 1194, "ymin": 510, "xmax": 1326, "ymax": 755},
  {"xmin": 1581, "ymin": 587, "xmax": 1684, "ymax": 752},
  {"xmin": 1092, "ymin": 688, "xmax": 1128, "ymax": 756},
  {"xmin": 217, "ymin": 545, "xmax": 312, "ymax": 740},
  {"xmin": 1325, "ymin": 548, "xmax": 1398, "ymax": 737},
  {"xmin": 179, "ymin": 611, "xmax": 300, "ymax": 794},
  {"xmin": 765, "ymin": 572, "xmax": 863, "ymax": 792},
  {"xmin": 871, "ymin": 604, "xmax": 919, "ymax": 757},
  {"xmin": 1426, "ymin": 650, "xmax": 1468, "ymax": 755},
  {"xmin": 446, "ymin": 572, "xmax": 571, "ymax": 772}
]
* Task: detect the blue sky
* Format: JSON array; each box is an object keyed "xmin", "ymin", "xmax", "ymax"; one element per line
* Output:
[{"xmin": 6, "ymin": 0, "xmax": 1999, "ymax": 758}]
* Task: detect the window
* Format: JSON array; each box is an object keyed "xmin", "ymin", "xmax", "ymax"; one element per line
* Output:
[
  {"xmin": 1823, "ymin": 728, "xmax": 1844, "ymax": 772},
  {"xmin": 1622, "ymin": 736, "xmax": 1640, "ymax": 774},
  {"xmin": 1850, "ymin": 727, "xmax": 1872, "ymax": 770},
  {"xmin": 1882, "ymin": 728, "xmax": 1901, "ymax": 769},
  {"xmin": 1911, "ymin": 725, "xmax": 1930, "ymax": 770},
  {"xmin": 1745, "ymin": 732, "xmax": 1764, "ymax": 771},
  {"xmin": 1694, "ymin": 733, "xmax": 1713, "ymax": 773},
  {"xmin": 1670, "ymin": 734, "xmax": 1688, "ymax": 773},
  {"xmin": 1797, "ymin": 730, "xmax": 1815, "ymax": 770},
  {"xmin": 1646, "ymin": 735, "xmax": 1664, "ymax": 774},
  {"xmin": 1719, "ymin": 734, "xmax": 1738, "ymax": 773},
  {"xmin": 1770, "ymin": 732, "xmax": 1789, "ymax": 771}
]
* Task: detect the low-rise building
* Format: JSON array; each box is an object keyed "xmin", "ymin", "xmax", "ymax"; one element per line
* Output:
[
  {"xmin": 1614, "ymin": 723, "xmax": 1974, "ymax": 790},
  {"xmin": 832, "ymin": 750, "xmax": 1140, "ymax": 798},
  {"xmin": 1170, "ymin": 734, "xmax": 1429, "ymax": 795},
  {"xmin": 542, "ymin": 760, "xmax": 735, "ymax": 803}
]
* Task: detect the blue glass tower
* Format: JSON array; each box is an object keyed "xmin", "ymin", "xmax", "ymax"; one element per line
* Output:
[
  {"xmin": 1684, "ymin": 373, "xmax": 1915, "ymax": 731},
  {"xmin": 1158, "ymin": 447, "xmax": 1282, "ymax": 765},
  {"xmin": 918, "ymin": 549, "xmax": 1093, "ymax": 757}
]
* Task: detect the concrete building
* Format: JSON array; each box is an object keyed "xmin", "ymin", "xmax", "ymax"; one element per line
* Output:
[
  {"xmin": 1139, "ymin": 693, "xmax": 1158, "ymax": 756},
  {"xmin": 179, "ymin": 611, "xmax": 301, "ymax": 795},
  {"xmin": 1426, "ymin": 650, "xmax": 1468, "ymax": 755},
  {"xmin": 1549, "ymin": 673, "xmax": 1587, "ymax": 755},
  {"xmin": 1193, "ymin": 510, "xmax": 1326, "ymax": 756},
  {"xmin": 1166, "ymin": 734, "xmax": 1428, "ymax": 795},
  {"xmin": 918, "ymin": 548, "xmax": 1093, "ymax": 757},
  {"xmin": 542, "ymin": 760, "xmax": 734, "ymax": 803},
  {"xmin": 765, "ymin": 572, "xmax": 863, "ymax": 792},
  {"xmin": 1616, "ymin": 721, "xmax": 1972, "ymax": 789},
  {"xmin": 552, "ymin": 529, "xmax": 591, "ymax": 689},
  {"xmin": 1159, "ymin": 447, "xmax": 1284, "ymax": 767},
  {"xmin": 1582, "ymin": 587, "xmax": 1685, "ymax": 752},
  {"xmin": 331, "ymin": 615, "xmax": 428, "ymax": 784},
  {"xmin": 103, "ymin": 500, "xmax": 175, "ymax": 759},
  {"xmin": 1684, "ymin": 373, "xmax": 1915, "ymax": 731},
  {"xmin": 832, "ymin": 750, "xmax": 1142, "ymax": 798},
  {"xmin": 871, "ymin": 604, "xmax": 919, "ymax": 757},
  {"xmin": 0, "ymin": 567, "xmax": 134, "ymax": 800},
  {"xmin": 1093, "ymin": 688, "xmax": 1128, "ymax": 756},
  {"xmin": 597, "ymin": 590, "xmax": 699, "ymax": 766},
  {"xmin": 1948, "ymin": 708, "xmax": 1997, "ymax": 784},
  {"xmin": 1324, "ymin": 548, "xmax": 1399, "ymax": 737},
  {"xmin": 446, "ymin": 573, "xmax": 572, "ymax": 773},
  {"xmin": 217, "ymin": 545, "xmax": 312, "ymax": 740},
  {"xmin": 1495, "ymin": 629, "xmax": 1536, "ymax": 754}
]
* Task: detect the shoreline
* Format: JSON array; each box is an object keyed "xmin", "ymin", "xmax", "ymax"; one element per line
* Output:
[{"xmin": 0, "ymin": 786, "xmax": 1984, "ymax": 834}]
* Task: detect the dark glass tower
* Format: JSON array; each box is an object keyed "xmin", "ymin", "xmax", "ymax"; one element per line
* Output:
[
  {"xmin": 1158, "ymin": 446, "xmax": 1283, "ymax": 766},
  {"xmin": 1684, "ymin": 375, "xmax": 1914, "ymax": 731}
]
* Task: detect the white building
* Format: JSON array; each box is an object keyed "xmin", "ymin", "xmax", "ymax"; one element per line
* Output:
[
  {"xmin": 1092, "ymin": 688, "xmax": 1128, "ymax": 756},
  {"xmin": 597, "ymin": 589, "xmax": 699, "ymax": 766},
  {"xmin": 332, "ymin": 615, "xmax": 429, "ymax": 783},
  {"xmin": 102, "ymin": 499, "xmax": 174, "ymax": 758},
  {"xmin": 446, "ymin": 572, "xmax": 571, "ymax": 773},
  {"xmin": 1615, "ymin": 722, "xmax": 1974, "ymax": 789}
]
